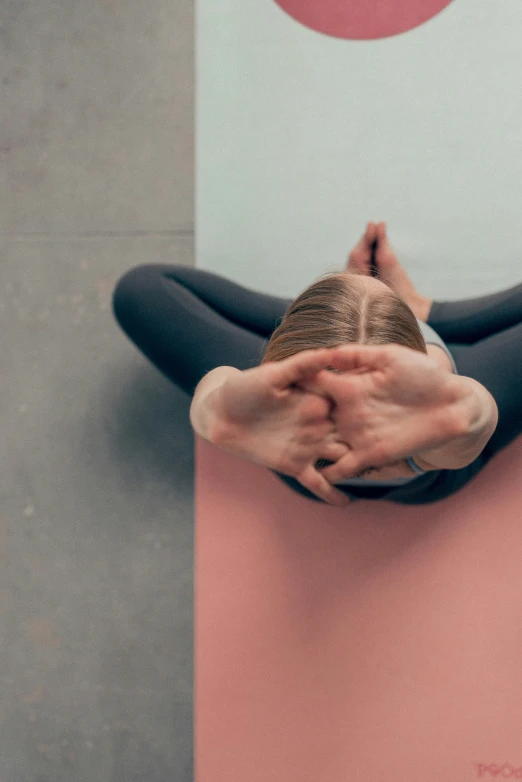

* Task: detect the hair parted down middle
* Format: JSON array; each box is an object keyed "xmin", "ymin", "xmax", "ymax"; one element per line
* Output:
[{"xmin": 260, "ymin": 268, "xmax": 427, "ymax": 367}]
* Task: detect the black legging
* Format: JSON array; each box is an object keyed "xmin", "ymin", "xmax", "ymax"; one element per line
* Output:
[{"xmin": 112, "ymin": 264, "xmax": 522, "ymax": 506}]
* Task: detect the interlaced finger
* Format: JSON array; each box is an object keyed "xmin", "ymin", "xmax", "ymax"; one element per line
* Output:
[{"xmin": 296, "ymin": 463, "xmax": 353, "ymax": 506}]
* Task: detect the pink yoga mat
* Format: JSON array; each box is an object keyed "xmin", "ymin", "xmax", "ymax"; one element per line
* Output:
[{"xmin": 196, "ymin": 435, "xmax": 522, "ymax": 782}]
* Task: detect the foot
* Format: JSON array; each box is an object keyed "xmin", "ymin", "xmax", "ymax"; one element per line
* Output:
[
  {"xmin": 373, "ymin": 222, "xmax": 432, "ymax": 321},
  {"xmin": 344, "ymin": 222, "xmax": 432, "ymax": 320},
  {"xmin": 345, "ymin": 222, "xmax": 378, "ymax": 276}
]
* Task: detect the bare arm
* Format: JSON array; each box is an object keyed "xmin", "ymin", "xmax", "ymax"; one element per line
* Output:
[
  {"xmin": 190, "ymin": 358, "xmax": 499, "ymax": 480},
  {"xmin": 189, "ymin": 366, "xmax": 242, "ymax": 443},
  {"xmin": 413, "ymin": 375, "xmax": 498, "ymax": 471}
]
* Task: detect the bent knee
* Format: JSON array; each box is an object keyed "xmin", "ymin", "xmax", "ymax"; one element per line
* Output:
[{"xmin": 112, "ymin": 264, "xmax": 163, "ymax": 327}]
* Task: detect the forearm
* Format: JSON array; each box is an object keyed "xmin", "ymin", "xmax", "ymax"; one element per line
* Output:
[
  {"xmin": 414, "ymin": 376, "xmax": 498, "ymax": 471},
  {"xmin": 189, "ymin": 366, "xmax": 242, "ymax": 443},
  {"xmin": 190, "ymin": 364, "xmax": 499, "ymax": 477}
]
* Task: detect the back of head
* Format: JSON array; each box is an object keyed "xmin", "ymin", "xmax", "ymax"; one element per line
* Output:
[{"xmin": 261, "ymin": 269, "xmax": 427, "ymax": 365}]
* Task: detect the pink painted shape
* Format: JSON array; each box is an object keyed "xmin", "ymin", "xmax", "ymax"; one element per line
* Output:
[
  {"xmin": 196, "ymin": 434, "xmax": 522, "ymax": 780},
  {"xmin": 273, "ymin": 0, "xmax": 456, "ymax": 40}
]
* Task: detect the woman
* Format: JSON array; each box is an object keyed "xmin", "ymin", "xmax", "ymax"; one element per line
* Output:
[{"xmin": 112, "ymin": 222, "xmax": 519, "ymax": 508}]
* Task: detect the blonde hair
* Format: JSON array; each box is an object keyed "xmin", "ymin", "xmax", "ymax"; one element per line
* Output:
[{"xmin": 261, "ymin": 269, "xmax": 427, "ymax": 365}]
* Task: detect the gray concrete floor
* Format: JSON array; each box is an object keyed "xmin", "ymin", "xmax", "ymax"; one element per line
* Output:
[{"xmin": 1, "ymin": 2, "xmax": 194, "ymax": 779}]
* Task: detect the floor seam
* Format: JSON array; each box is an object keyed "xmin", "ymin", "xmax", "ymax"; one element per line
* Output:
[{"xmin": 0, "ymin": 229, "xmax": 194, "ymax": 241}]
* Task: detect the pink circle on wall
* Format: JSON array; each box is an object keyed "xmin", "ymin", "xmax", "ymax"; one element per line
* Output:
[{"xmin": 272, "ymin": 0, "xmax": 456, "ymax": 40}]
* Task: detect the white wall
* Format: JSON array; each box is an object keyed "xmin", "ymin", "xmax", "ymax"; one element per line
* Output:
[{"xmin": 197, "ymin": 0, "xmax": 522, "ymax": 302}]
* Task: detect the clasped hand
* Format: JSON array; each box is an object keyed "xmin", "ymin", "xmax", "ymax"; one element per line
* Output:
[{"xmin": 212, "ymin": 344, "xmax": 466, "ymax": 507}]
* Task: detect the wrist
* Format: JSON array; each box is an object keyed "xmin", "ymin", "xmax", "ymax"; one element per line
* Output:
[
  {"xmin": 414, "ymin": 376, "xmax": 498, "ymax": 470},
  {"xmin": 189, "ymin": 366, "xmax": 242, "ymax": 443},
  {"xmin": 458, "ymin": 376, "xmax": 498, "ymax": 442}
]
